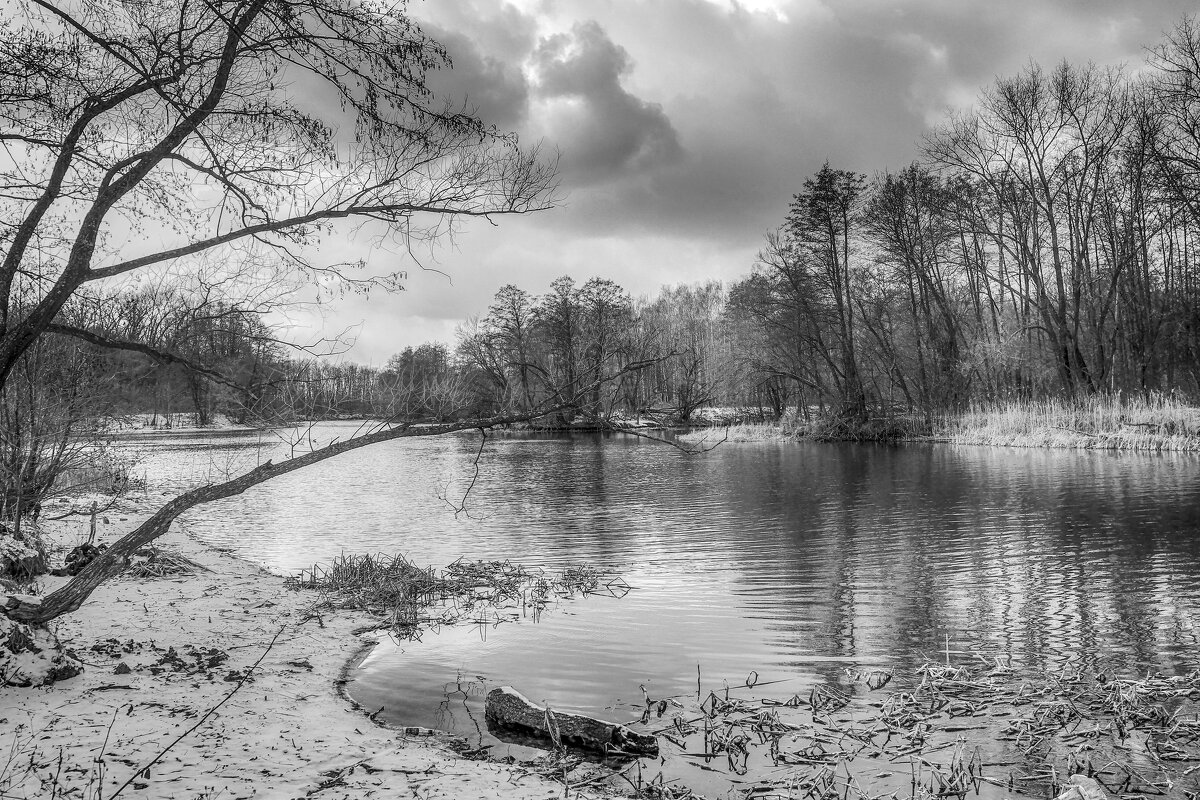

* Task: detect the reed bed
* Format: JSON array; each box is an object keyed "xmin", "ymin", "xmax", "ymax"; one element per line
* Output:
[
  {"xmin": 285, "ymin": 553, "xmax": 628, "ymax": 636},
  {"xmin": 806, "ymin": 414, "xmax": 931, "ymax": 443},
  {"xmin": 681, "ymin": 414, "xmax": 933, "ymax": 445},
  {"xmin": 944, "ymin": 394, "xmax": 1200, "ymax": 451},
  {"xmin": 629, "ymin": 657, "xmax": 1200, "ymax": 800},
  {"xmin": 681, "ymin": 394, "xmax": 1200, "ymax": 451}
]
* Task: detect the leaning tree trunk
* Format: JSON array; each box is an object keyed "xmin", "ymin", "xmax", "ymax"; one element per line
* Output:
[{"xmin": 1, "ymin": 413, "xmax": 520, "ymax": 625}]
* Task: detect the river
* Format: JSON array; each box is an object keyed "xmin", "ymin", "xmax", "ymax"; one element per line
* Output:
[{"xmin": 118, "ymin": 422, "xmax": 1200, "ymax": 796}]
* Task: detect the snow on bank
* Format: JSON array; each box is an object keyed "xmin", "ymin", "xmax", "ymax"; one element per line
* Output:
[
  {"xmin": 678, "ymin": 422, "xmax": 795, "ymax": 445},
  {"xmin": 105, "ymin": 412, "xmax": 255, "ymax": 433}
]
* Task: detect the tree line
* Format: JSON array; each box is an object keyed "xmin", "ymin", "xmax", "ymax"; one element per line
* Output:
[{"xmin": 736, "ymin": 21, "xmax": 1200, "ymax": 421}]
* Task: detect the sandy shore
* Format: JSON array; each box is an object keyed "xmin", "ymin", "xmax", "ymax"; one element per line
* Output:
[{"xmin": 2, "ymin": 501, "xmax": 615, "ymax": 799}]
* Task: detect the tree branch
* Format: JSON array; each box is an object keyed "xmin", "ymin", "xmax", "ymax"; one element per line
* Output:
[{"xmin": 45, "ymin": 323, "xmax": 245, "ymax": 392}]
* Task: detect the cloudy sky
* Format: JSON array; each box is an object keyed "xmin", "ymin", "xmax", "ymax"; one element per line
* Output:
[{"xmin": 319, "ymin": 0, "xmax": 1197, "ymax": 365}]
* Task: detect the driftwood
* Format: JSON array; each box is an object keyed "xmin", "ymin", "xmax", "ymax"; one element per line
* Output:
[{"xmin": 485, "ymin": 686, "xmax": 658, "ymax": 757}]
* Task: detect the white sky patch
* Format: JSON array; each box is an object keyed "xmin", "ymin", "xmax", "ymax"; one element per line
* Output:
[{"xmin": 699, "ymin": 0, "xmax": 794, "ymax": 22}]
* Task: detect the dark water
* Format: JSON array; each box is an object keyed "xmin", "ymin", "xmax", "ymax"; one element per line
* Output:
[{"xmin": 123, "ymin": 423, "xmax": 1200, "ymax": 795}]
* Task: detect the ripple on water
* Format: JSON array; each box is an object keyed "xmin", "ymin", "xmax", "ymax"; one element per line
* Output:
[{"xmin": 127, "ymin": 425, "xmax": 1200, "ymax": 792}]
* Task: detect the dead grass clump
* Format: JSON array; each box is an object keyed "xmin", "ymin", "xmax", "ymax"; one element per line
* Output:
[
  {"xmin": 678, "ymin": 421, "xmax": 785, "ymax": 445},
  {"xmin": 286, "ymin": 553, "xmax": 627, "ymax": 636},
  {"xmin": 122, "ymin": 547, "xmax": 208, "ymax": 579},
  {"xmin": 679, "ymin": 418, "xmax": 811, "ymax": 445},
  {"xmin": 807, "ymin": 413, "xmax": 933, "ymax": 443}
]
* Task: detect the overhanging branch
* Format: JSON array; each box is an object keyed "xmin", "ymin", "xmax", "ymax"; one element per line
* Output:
[
  {"xmin": 45, "ymin": 323, "xmax": 245, "ymax": 392},
  {"xmin": 84, "ymin": 198, "xmax": 550, "ymax": 282}
]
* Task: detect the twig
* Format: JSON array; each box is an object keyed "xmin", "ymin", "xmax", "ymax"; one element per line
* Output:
[
  {"xmin": 604, "ymin": 423, "xmax": 730, "ymax": 455},
  {"xmin": 92, "ymin": 705, "xmax": 125, "ymax": 799},
  {"xmin": 440, "ymin": 427, "xmax": 487, "ymax": 518},
  {"xmin": 107, "ymin": 627, "xmax": 284, "ymax": 799}
]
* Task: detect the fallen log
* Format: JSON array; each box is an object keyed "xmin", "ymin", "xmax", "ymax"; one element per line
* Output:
[{"xmin": 485, "ymin": 686, "xmax": 658, "ymax": 757}]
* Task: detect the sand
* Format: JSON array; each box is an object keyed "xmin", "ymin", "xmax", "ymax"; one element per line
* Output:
[{"xmin": 1, "ymin": 503, "xmax": 618, "ymax": 799}]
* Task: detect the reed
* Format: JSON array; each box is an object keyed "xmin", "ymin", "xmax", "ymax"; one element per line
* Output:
[
  {"xmin": 286, "ymin": 553, "xmax": 626, "ymax": 636},
  {"xmin": 122, "ymin": 547, "xmax": 208, "ymax": 579},
  {"xmin": 633, "ymin": 656, "xmax": 1200, "ymax": 800},
  {"xmin": 805, "ymin": 413, "xmax": 932, "ymax": 442},
  {"xmin": 710, "ymin": 422, "xmax": 794, "ymax": 443},
  {"xmin": 678, "ymin": 415, "xmax": 815, "ymax": 445},
  {"xmin": 942, "ymin": 393, "xmax": 1200, "ymax": 451},
  {"xmin": 682, "ymin": 394, "xmax": 1200, "ymax": 451}
]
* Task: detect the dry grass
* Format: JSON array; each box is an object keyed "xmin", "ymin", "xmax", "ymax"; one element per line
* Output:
[
  {"xmin": 681, "ymin": 421, "xmax": 800, "ymax": 444},
  {"xmin": 681, "ymin": 414, "xmax": 932, "ymax": 445},
  {"xmin": 683, "ymin": 395, "xmax": 1200, "ymax": 451},
  {"xmin": 286, "ymin": 553, "xmax": 628, "ymax": 636},
  {"xmin": 943, "ymin": 393, "xmax": 1200, "ymax": 451},
  {"xmin": 632, "ymin": 656, "xmax": 1200, "ymax": 800},
  {"xmin": 122, "ymin": 547, "xmax": 209, "ymax": 579},
  {"xmin": 806, "ymin": 414, "xmax": 932, "ymax": 443}
]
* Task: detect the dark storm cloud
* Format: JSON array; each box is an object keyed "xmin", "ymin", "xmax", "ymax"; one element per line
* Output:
[
  {"xmin": 529, "ymin": 21, "xmax": 684, "ymax": 185},
  {"xmin": 405, "ymin": 0, "xmax": 1200, "ymax": 254},
  {"xmin": 537, "ymin": 1, "xmax": 936, "ymax": 239},
  {"xmin": 507, "ymin": 0, "xmax": 1200, "ymax": 244},
  {"xmin": 418, "ymin": 10, "xmax": 536, "ymax": 131},
  {"xmin": 803, "ymin": 0, "xmax": 1200, "ymax": 119},
  {"xmin": 426, "ymin": 31, "xmax": 531, "ymax": 130}
]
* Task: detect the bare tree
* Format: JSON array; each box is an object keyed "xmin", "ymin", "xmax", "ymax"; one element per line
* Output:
[
  {"xmin": 0, "ymin": 0, "xmax": 557, "ymax": 627},
  {"xmin": 785, "ymin": 164, "xmax": 869, "ymax": 419},
  {"xmin": 483, "ymin": 285, "xmax": 538, "ymax": 411},
  {"xmin": 863, "ymin": 165, "xmax": 968, "ymax": 410},
  {"xmin": 924, "ymin": 62, "xmax": 1134, "ymax": 396},
  {"xmin": 0, "ymin": 0, "xmax": 557, "ymax": 385},
  {"xmin": 0, "ymin": 333, "xmax": 121, "ymax": 524},
  {"xmin": 534, "ymin": 276, "xmax": 583, "ymax": 420},
  {"xmin": 640, "ymin": 282, "xmax": 734, "ymax": 421},
  {"xmin": 1148, "ymin": 15, "xmax": 1200, "ymax": 228}
]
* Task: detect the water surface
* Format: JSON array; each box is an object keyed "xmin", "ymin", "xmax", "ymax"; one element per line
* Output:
[{"xmin": 124, "ymin": 424, "xmax": 1200, "ymax": 795}]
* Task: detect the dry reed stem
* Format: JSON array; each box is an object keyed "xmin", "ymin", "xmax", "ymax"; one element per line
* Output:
[
  {"xmin": 683, "ymin": 394, "xmax": 1200, "ymax": 451},
  {"xmin": 286, "ymin": 553, "xmax": 625, "ymax": 638},
  {"xmin": 636, "ymin": 657, "xmax": 1200, "ymax": 800}
]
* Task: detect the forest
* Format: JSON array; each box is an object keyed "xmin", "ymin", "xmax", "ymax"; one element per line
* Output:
[{"xmin": 36, "ymin": 18, "xmax": 1200, "ymax": 432}]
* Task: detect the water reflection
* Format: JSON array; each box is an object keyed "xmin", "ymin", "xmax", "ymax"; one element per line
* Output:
[{"xmin": 130, "ymin": 425, "xmax": 1200, "ymax": 775}]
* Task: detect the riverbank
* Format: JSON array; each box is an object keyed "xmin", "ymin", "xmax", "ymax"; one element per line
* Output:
[
  {"xmin": 3, "ymin": 500, "xmax": 614, "ymax": 799},
  {"xmin": 682, "ymin": 395, "xmax": 1200, "ymax": 451}
]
